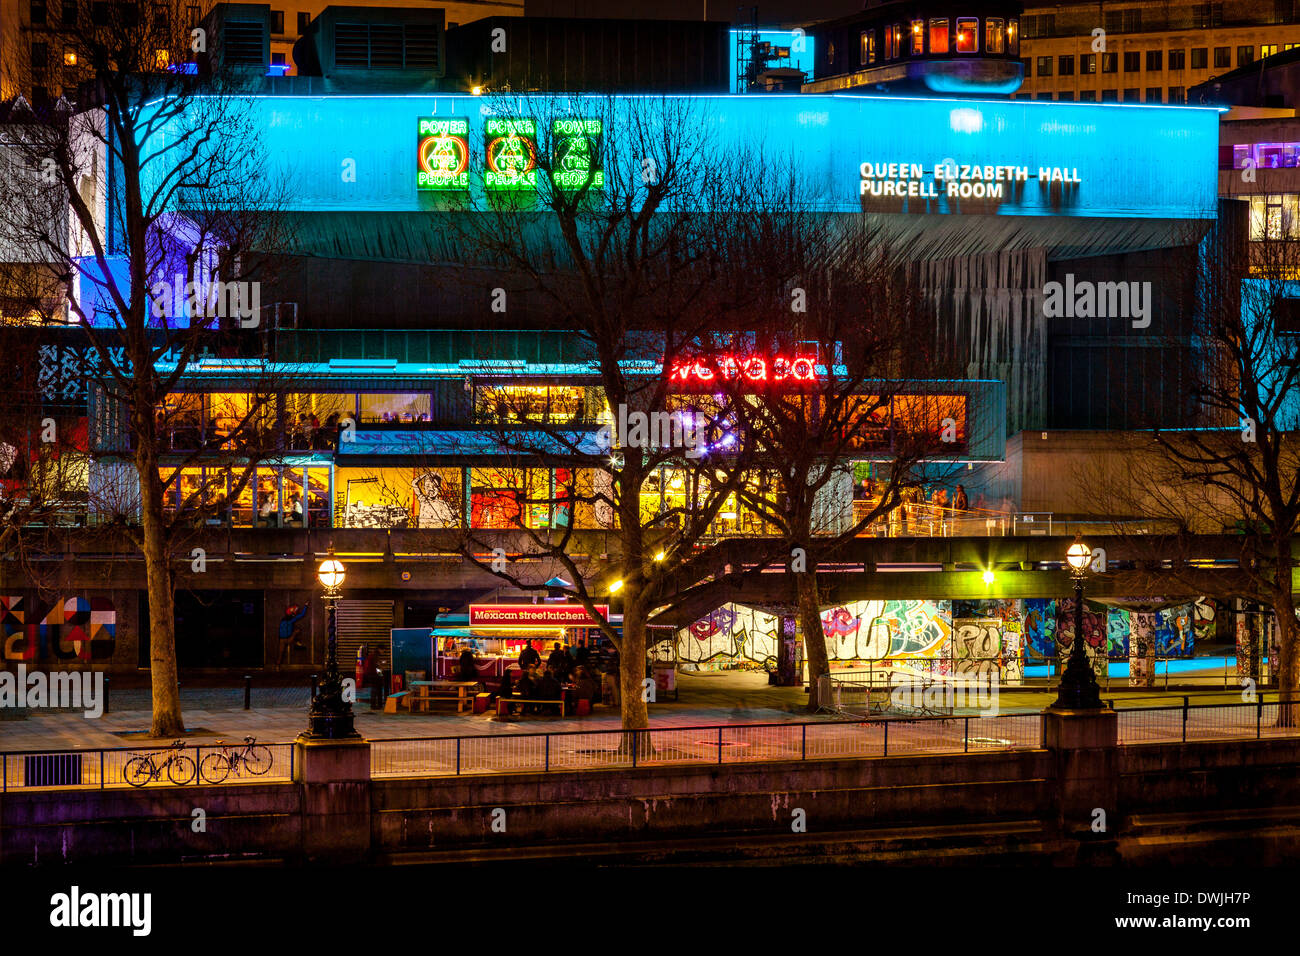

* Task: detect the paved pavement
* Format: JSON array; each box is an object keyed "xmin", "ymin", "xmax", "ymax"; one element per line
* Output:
[{"xmin": 0, "ymin": 668, "xmax": 1260, "ymax": 753}]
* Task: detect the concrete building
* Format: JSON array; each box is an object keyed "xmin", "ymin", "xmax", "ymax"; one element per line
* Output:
[{"xmin": 1017, "ymin": 0, "xmax": 1300, "ymax": 104}]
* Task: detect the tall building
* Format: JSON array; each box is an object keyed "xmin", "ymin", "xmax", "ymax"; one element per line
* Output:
[{"xmin": 1018, "ymin": 0, "xmax": 1300, "ymax": 104}]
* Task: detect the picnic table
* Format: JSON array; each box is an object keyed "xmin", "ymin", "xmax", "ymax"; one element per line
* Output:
[{"xmin": 409, "ymin": 680, "xmax": 480, "ymax": 714}]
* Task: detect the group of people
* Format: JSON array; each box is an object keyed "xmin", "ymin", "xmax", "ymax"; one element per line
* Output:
[
  {"xmin": 257, "ymin": 489, "xmax": 305, "ymax": 526},
  {"xmin": 456, "ymin": 641, "xmax": 603, "ymax": 714},
  {"xmin": 289, "ymin": 412, "xmax": 340, "ymax": 451}
]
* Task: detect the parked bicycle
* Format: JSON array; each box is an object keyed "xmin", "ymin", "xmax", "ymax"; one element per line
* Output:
[
  {"xmin": 199, "ymin": 736, "xmax": 273, "ymax": 783},
  {"xmin": 123, "ymin": 740, "xmax": 195, "ymax": 787}
]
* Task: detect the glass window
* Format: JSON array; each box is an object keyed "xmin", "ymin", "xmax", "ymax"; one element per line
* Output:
[
  {"xmin": 1169, "ymin": 49, "xmax": 1185, "ymax": 70},
  {"xmin": 1102, "ymin": 88, "xmax": 1118, "ymax": 101},
  {"xmin": 1238, "ymin": 45, "xmax": 1253, "ymax": 67},
  {"xmin": 985, "ymin": 18, "xmax": 1005, "ymax": 54},
  {"xmin": 860, "ymin": 29, "xmax": 875, "ymax": 65},
  {"xmin": 1123, "ymin": 88, "xmax": 1139, "ymax": 101},
  {"xmin": 1008, "ymin": 18, "xmax": 1018, "ymax": 55},
  {"xmin": 885, "ymin": 24, "xmax": 900, "ymax": 59},
  {"xmin": 270, "ymin": 9, "xmax": 283, "ymax": 33},
  {"xmin": 1124, "ymin": 51, "xmax": 1140, "ymax": 72},
  {"xmin": 475, "ymin": 385, "xmax": 585, "ymax": 424},
  {"xmin": 1191, "ymin": 47, "xmax": 1207, "ymax": 69},
  {"xmin": 338, "ymin": 467, "xmax": 414, "ymax": 528},
  {"xmin": 1036, "ymin": 55, "xmax": 1052, "ymax": 76},
  {"xmin": 1058, "ymin": 91, "xmax": 1075, "ymax": 101},
  {"xmin": 469, "ymin": 467, "xmax": 542, "ymax": 529},
  {"xmin": 1168, "ymin": 86, "xmax": 1185, "ymax": 104},
  {"xmin": 1058, "ymin": 54, "xmax": 1074, "ymax": 75},
  {"xmin": 1080, "ymin": 90, "xmax": 1097, "ymax": 101},
  {"xmin": 1022, "ymin": 57, "xmax": 1032, "ymax": 77},
  {"xmin": 1102, "ymin": 52, "xmax": 1118, "ymax": 73},
  {"xmin": 910, "ymin": 19, "xmax": 924, "ymax": 55},
  {"xmin": 297, "ymin": 10, "xmax": 310, "ymax": 32},
  {"xmin": 1214, "ymin": 46, "xmax": 1230, "ymax": 68},
  {"xmin": 826, "ymin": 40, "xmax": 835, "ymax": 66},
  {"xmin": 359, "ymin": 393, "xmax": 431, "ymax": 423},
  {"xmin": 1082, "ymin": 53, "xmax": 1097, "ymax": 74},
  {"xmin": 1146, "ymin": 87, "xmax": 1163, "ymax": 102},
  {"xmin": 1146, "ymin": 50, "xmax": 1162, "ymax": 71},
  {"xmin": 30, "ymin": 0, "xmax": 46, "ymax": 24},
  {"xmin": 1249, "ymin": 194, "xmax": 1300, "ymax": 240},
  {"xmin": 955, "ymin": 17, "xmax": 977, "ymax": 53}
]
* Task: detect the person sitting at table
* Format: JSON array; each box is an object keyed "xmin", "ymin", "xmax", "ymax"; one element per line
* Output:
[
  {"xmin": 571, "ymin": 665, "xmax": 599, "ymax": 704},
  {"xmin": 514, "ymin": 668, "xmax": 537, "ymax": 713},
  {"xmin": 495, "ymin": 669, "xmax": 513, "ymax": 702},
  {"xmin": 457, "ymin": 647, "xmax": 481, "ymax": 687},
  {"xmin": 537, "ymin": 665, "xmax": 563, "ymax": 704}
]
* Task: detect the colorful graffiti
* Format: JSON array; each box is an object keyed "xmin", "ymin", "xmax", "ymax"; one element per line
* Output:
[
  {"xmin": 1, "ymin": 595, "xmax": 116, "ymax": 663},
  {"xmin": 679, "ymin": 604, "xmax": 778, "ymax": 670},
  {"xmin": 952, "ymin": 618, "xmax": 1024, "ymax": 683}
]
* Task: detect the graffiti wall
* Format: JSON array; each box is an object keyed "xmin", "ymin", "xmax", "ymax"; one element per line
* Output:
[
  {"xmin": 677, "ymin": 605, "xmax": 780, "ymax": 671},
  {"xmin": 1, "ymin": 595, "xmax": 117, "ymax": 664},
  {"xmin": 820, "ymin": 600, "xmax": 953, "ymax": 681}
]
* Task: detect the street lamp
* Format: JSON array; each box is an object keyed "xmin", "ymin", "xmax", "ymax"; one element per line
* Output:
[
  {"xmin": 1051, "ymin": 535, "xmax": 1104, "ymax": 710},
  {"xmin": 303, "ymin": 546, "xmax": 360, "ymax": 739}
]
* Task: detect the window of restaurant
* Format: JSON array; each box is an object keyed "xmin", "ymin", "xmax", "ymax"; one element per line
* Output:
[
  {"xmin": 985, "ymin": 17, "xmax": 1004, "ymax": 54},
  {"xmin": 1007, "ymin": 18, "xmax": 1018, "ymax": 55},
  {"xmin": 469, "ymin": 466, "xmax": 549, "ymax": 529},
  {"xmin": 1250, "ymin": 194, "xmax": 1300, "ymax": 240},
  {"xmin": 359, "ymin": 392, "xmax": 431, "ymax": 423},
  {"xmin": 860, "ymin": 28, "xmax": 875, "ymax": 65},
  {"xmin": 892, "ymin": 393, "xmax": 968, "ymax": 447},
  {"xmin": 955, "ymin": 18, "xmax": 977, "ymax": 53},
  {"xmin": 910, "ymin": 19, "xmax": 924, "ymax": 55},
  {"xmin": 885, "ymin": 23, "xmax": 900, "ymax": 59},
  {"xmin": 474, "ymin": 384, "xmax": 585, "ymax": 423},
  {"xmin": 158, "ymin": 393, "xmax": 204, "ymax": 450},
  {"xmin": 928, "ymin": 18, "xmax": 948, "ymax": 54},
  {"xmin": 286, "ymin": 393, "xmax": 353, "ymax": 449}
]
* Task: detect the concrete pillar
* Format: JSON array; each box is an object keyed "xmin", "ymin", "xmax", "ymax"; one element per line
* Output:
[
  {"xmin": 1042, "ymin": 707, "xmax": 1119, "ymax": 864},
  {"xmin": 294, "ymin": 737, "xmax": 372, "ymax": 862}
]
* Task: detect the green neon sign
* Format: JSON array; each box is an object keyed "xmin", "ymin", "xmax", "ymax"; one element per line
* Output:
[
  {"xmin": 484, "ymin": 117, "xmax": 538, "ymax": 191},
  {"xmin": 552, "ymin": 118, "xmax": 603, "ymax": 191},
  {"xmin": 417, "ymin": 117, "xmax": 470, "ymax": 191}
]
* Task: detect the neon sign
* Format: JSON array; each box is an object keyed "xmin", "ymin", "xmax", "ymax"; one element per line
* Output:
[
  {"xmin": 417, "ymin": 117, "xmax": 470, "ymax": 191},
  {"xmin": 485, "ymin": 117, "xmax": 538, "ymax": 190},
  {"xmin": 552, "ymin": 118, "xmax": 603, "ymax": 191},
  {"xmin": 668, "ymin": 354, "xmax": 820, "ymax": 385}
]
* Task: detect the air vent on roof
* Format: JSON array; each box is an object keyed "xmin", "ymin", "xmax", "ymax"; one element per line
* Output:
[
  {"xmin": 405, "ymin": 25, "xmax": 439, "ymax": 69},
  {"xmin": 335, "ymin": 22, "xmax": 369, "ymax": 67},
  {"xmin": 369, "ymin": 23, "xmax": 403, "ymax": 68},
  {"xmin": 223, "ymin": 20, "xmax": 264, "ymax": 65}
]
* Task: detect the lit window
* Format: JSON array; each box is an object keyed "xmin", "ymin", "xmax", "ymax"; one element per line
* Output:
[
  {"xmin": 928, "ymin": 18, "xmax": 949, "ymax": 54},
  {"xmin": 1007, "ymin": 18, "xmax": 1018, "ymax": 55},
  {"xmin": 911, "ymin": 20, "xmax": 924, "ymax": 55},
  {"xmin": 1262, "ymin": 44, "xmax": 1278, "ymax": 58},
  {"xmin": 63, "ymin": 49, "xmax": 77, "ymax": 66},
  {"xmin": 1248, "ymin": 195, "xmax": 1300, "ymax": 240},
  {"xmin": 985, "ymin": 17, "xmax": 1005, "ymax": 54},
  {"xmin": 955, "ymin": 18, "xmax": 977, "ymax": 53},
  {"xmin": 154, "ymin": 48, "xmax": 169, "ymax": 70},
  {"xmin": 860, "ymin": 29, "xmax": 875, "ymax": 65}
]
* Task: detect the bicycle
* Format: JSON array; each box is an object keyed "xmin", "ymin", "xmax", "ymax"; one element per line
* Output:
[
  {"xmin": 123, "ymin": 740, "xmax": 195, "ymax": 787},
  {"xmin": 199, "ymin": 735, "xmax": 273, "ymax": 783}
]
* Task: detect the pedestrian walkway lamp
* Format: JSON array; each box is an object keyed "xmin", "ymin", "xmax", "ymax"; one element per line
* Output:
[
  {"xmin": 304, "ymin": 546, "xmax": 359, "ymax": 739},
  {"xmin": 1051, "ymin": 536, "xmax": 1104, "ymax": 710}
]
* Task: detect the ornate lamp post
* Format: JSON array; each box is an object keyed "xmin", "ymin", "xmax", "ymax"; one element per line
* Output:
[
  {"xmin": 303, "ymin": 546, "xmax": 360, "ymax": 739},
  {"xmin": 1051, "ymin": 536, "xmax": 1105, "ymax": 710}
]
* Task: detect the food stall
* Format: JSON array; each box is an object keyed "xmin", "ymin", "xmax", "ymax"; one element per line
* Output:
[{"xmin": 434, "ymin": 603, "xmax": 612, "ymax": 686}]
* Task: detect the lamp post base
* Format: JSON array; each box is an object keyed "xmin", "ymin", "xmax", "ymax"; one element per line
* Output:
[{"xmin": 301, "ymin": 711, "xmax": 360, "ymax": 740}]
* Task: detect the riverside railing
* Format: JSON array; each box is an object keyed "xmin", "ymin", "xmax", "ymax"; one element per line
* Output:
[
  {"xmin": 369, "ymin": 715, "xmax": 1043, "ymax": 778},
  {"xmin": 1111, "ymin": 696, "xmax": 1300, "ymax": 745},
  {"xmin": 0, "ymin": 740, "xmax": 294, "ymax": 792}
]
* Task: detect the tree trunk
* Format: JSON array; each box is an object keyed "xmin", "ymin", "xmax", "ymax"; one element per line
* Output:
[
  {"xmin": 618, "ymin": 583, "xmax": 650, "ymax": 732},
  {"xmin": 797, "ymin": 568, "xmax": 828, "ymax": 711},
  {"xmin": 1273, "ymin": 542, "xmax": 1298, "ymax": 728},
  {"xmin": 136, "ymin": 440, "xmax": 184, "ymax": 737}
]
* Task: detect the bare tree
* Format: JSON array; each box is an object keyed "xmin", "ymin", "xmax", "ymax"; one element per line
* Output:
[{"xmin": 0, "ymin": 2, "xmax": 291, "ymax": 734}]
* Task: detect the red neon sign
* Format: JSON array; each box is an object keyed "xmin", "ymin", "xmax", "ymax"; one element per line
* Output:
[{"xmin": 668, "ymin": 354, "xmax": 819, "ymax": 384}]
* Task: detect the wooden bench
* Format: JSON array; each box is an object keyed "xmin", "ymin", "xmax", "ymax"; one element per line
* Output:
[
  {"xmin": 383, "ymin": 690, "xmax": 410, "ymax": 714},
  {"xmin": 496, "ymin": 697, "xmax": 566, "ymax": 717}
]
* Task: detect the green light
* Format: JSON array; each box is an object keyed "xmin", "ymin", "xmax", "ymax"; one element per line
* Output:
[
  {"xmin": 485, "ymin": 117, "xmax": 538, "ymax": 191},
  {"xmin": 552, "ymin": 118, "xmax": 603, "ymax": 191},
  {"xmin": 417, "ymin": 117, "xmax": 470, "ymax": 191}
]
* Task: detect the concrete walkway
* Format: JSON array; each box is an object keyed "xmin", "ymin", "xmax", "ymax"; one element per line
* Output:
[{"xmin": 0, "ymin": 669, "xmax": 1245, "ymax": 752}]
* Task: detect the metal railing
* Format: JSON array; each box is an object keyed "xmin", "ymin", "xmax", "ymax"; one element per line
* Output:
[
  {"xmin": 1112, "ymin": 695, "xmax": 1300, "ymax": 745},
  {"xmin": 0, "ymin": 741, "xmax": 295, "ymax": 792},
  {"xmin": 369, "ymin": 714, "xmax": 1043, "ymax": 778}
]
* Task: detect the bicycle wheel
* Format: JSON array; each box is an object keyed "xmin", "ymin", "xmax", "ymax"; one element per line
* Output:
[
  {"xmin": 167, "ymin": 753, "xmax": 196, "ymax": 785},
  {"xmin": 243, "ymin": 745, "xmax": 273, "ymax": 775},
  {"xmin": 123, "ymin": 756, "xmax": 153, "ymax": 787},
  {"xmin": 199, "ymin": 752, "xmax": 230, "ymax": 784}
]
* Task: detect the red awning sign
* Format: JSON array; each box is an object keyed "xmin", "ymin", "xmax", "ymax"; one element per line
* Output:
[{"xmin": 469, "ymin": 604, "xmax": 609, "ymax": 627}]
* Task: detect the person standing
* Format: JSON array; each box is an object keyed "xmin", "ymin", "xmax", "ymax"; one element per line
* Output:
[{"xmin": 954, "ymin": 484, "xmax": 969, "ymax": 511}]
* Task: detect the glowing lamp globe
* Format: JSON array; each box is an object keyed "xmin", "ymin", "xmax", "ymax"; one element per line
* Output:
[
  {"xmin": 318, "ymin": 552, "xmax": 346, "ymax": 591},
  {"xmin": 1065, "ymin": 539, "xmax": 1091, "ymax": 572}
]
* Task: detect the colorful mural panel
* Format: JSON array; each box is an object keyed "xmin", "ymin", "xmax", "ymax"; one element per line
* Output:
[{"xmin": 1, "ymin": 595, "xmax": 116, "ymax": 663}]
